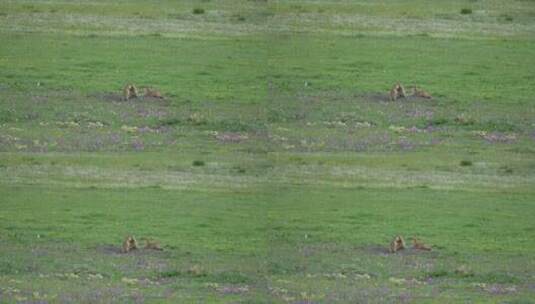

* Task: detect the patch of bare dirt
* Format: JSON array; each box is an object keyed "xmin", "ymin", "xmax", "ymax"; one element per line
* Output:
[
  {"xmin": 95, "ymin": 244, "xmax": 166, "ymax": 256},
  {"xmin": 359, "ymin": 245, "xmax": 439, "ymax": 257},
  {"xmin": 89, "ymin": 92, "xmax": 170, "ymax": 105},
  {"xmin": 215, "ymin": 285, "xmax": 250, "ymax": 295},
  {"xmin": 216, "ymin": 132, "xmax": 249, "ymax": 143},
  {"xmin": 89, "ymin": 92, "xmax": 124, "ymax": 102},
  {"xmin": 360, "ymin": 92, "xmax": 434, "ymax": 103}
]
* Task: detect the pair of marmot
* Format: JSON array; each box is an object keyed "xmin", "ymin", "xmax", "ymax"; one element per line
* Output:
[
  {"xmin": 389, "ymin": 83, "xmax": 432, "ymax": 101},
  {"xmin": 122, "ymin": 235, "xmax": 163, "ymax": 253},
  {"xmin": 390, "ymin": 235, "xmax": 432, "ymax": 253},
  {"xmin": 123, "ymin": 84, "xmax": 164, "ymax": 101}
]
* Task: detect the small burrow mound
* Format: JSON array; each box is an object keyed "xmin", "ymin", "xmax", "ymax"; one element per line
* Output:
[
  {"xmin": 88, "ymin": 92, "xmax": 170, "ymax": 104},
  {"xmin": 88, "ymin": 92, "xmax": 124, "ymax": 102},
  {"xmin": 360, "ymin": 92, "xmax": 434, "ymax": 103},
  {"xmin": 404, "ymin": 96, "xmax": 434, "ymax": 102},
  {"xmin": 95, "ymin": 244, "xmax": 124, "ymax": 255},
  {"xmin": 358, "ymin": 245, "xmax": 438, "ymax": 257},
  {"xmin": 140, "ymin": 95, "xmax": 166, "ymax": 102},
  {"xmin": 359, "ymin": 245, "xmax": 391, "ymax": 255},
  {"xmin": 360, "ymin": 92, "xmax": 391, "ymax": 102},
  {"xmin": 95, "ymin": 244, "xmax": 166, "ymax": 256}
]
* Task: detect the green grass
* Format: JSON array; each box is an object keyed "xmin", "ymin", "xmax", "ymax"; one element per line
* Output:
[{"xmin": 1, "ymin": 0, "xmax": 535, "ymax": 303}]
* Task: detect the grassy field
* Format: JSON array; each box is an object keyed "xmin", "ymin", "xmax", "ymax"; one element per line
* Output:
[{"xmin": 1, "ymin": 0, "xmax": 535, "ymax": 303}]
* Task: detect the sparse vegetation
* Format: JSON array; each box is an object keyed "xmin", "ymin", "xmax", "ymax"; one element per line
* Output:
[
  {"xmin": 461, "ymin": 8, "xmax": 473, "ymax": 15},
  {"xmin": 192, "ymin": 160, "xmax": 205, "ymax": 166},
  {"xmin": 193, "ymin": 8, "xmax": 205, "ymax": 15},
  {"xmin": 460, "ymin": 160, "xmax": 473, "ymax": 166}
]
